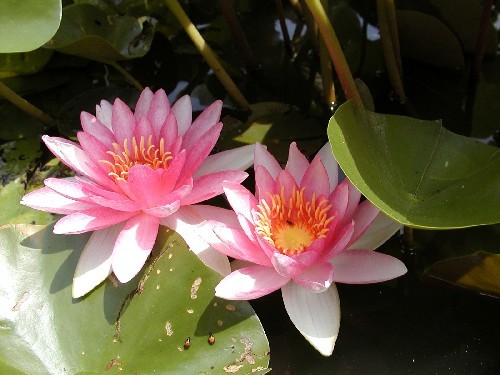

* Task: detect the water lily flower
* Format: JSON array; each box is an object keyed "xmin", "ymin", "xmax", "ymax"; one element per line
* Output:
[
  {"xmin": 21, "ymin": 88, "xmax": 255, "ymax": 298},
  {"xmin": 201, "ymin": 142, "xmax": 407, "ymax": 356}
]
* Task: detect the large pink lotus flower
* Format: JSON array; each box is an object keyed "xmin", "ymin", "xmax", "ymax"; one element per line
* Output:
[
  {"xmin": 201, "ymin": 142, "xmax": 407, "ymax": 356},
  {"xmin": 21, "ymin": 88, "xmax": 255, "ymax": 298}
]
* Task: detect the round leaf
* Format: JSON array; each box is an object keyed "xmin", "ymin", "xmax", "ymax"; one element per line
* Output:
[
  {"xmin": 327, "ymin": 101, "xmax": 500, "ymax": 229},
  {"xmin": 0, "ymin": 0, "xmax": 61, "ymax": 53},
  {"xmin": 0, "ymin": 224, "xmax": 270, "ymax": 374},
  {"xmin": 45, "ymin": 3, "xmax": 156, "ymax": 62}
]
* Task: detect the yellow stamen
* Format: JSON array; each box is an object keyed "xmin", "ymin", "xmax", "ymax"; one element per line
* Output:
[
  {"xmin": 99, "ymin": 136, "xmax": 173, "ymax": 182},
  {"xmin": 254, "ymin": 186, "xmax": 334, "ymax": 256}
]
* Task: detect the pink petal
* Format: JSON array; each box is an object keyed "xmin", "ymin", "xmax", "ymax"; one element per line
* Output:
[
  {"xmin": 349, "ymin": 212, "xmax": 401, "ymax": 250},
  {"xmin": 44, "ymin": 177, "xmax": 91, "ymax": 201},
  {"xmin": 111, "ymin": 98, "xmax": 136, "ymax": 144},
  {"xmin": 321, "ymin": 221, "xmax": 355, "ymax": 261},
  {"xmin": 75, "ymin": 176, "xmax": 130, "ymax": 203},
  {"xmin": 281, "ymin": 282, "xmax": 340, "ymax": 356},
  {"xmin": 159, "ymin": 149, "xmax": 187, "ymax": 193},
  {"xmin": 126, "ymin": 164, "xmax": 165, "ymax": 207},
  {"xmin": 236, "ymin": 212, "xmax": 257, "ymax": 241},
  {"xmin": 275, "ymin": 169, "xmax": 297, "ymax": 202},
  {"xmin": 159, "ymin": 112, "xmax": 178, "ymax": 152},
  {"xmin": 178, "ymin": 122, "xmax": 223, "ymax": 182},
  {"xmin": 271, "ymin": 251, "xmax": 307, "ymax": 278},
  {"xmin": 300, "ymin": 155, "xmax": 330, "ymax": 200},
  {"xmin": 54, "ymin": 207, "xmax": 136, "ymax": 234},
  {"xmin": 112, "ymin": 213, "xmax": 160, "ymax": 283},
  {"xmin": 254, "ymin": 142, "xmax": 281, "ymax": 179},
  {"xmin": 342, "ymin": 180, "xmax": 361, "ymax": 226},
  {"xmin": 134, "ymin": 116, "xmax": 154, "ymax": 142},
  {"xmin": 328, "ymin": 179, "xmax": 349, "ymax": 231},
  {"xmin": 348, "ymin": 199, "xmax": 380, "ymax": 247},
  {"xmin": 182, "ymin": 170, "xmax": 248, "ymax": 206},
  {"xmin": 194, "ymin": 144, "xmax": 255, "ymax": 178},
  {"xmin": 144, "ymin": 200, "xmax": 181, "ymax": 218},
  {"xmin": 20, "ymin": 187, "xmax": 96, "ymax": 214},
  {"xmin": 77, "ymin": 131, "xmax": 112, "ymax": 167},
  {"xmin": 161, "ymin": 205, "xmax": 237, "ymax": 276},
  {"xmin": 183, "ymin": 100, "xmax": 222, "ymax": 149},
  {"xmin": 72, "ymin": 223, "xmax": 124, "ymax": 298},
  {"xmin": 223, "ymin": 182, "xmax": 258, "ymax": 224},
  {"xmin": 42, "ymin": 136, "xmax": 115, "ymax": 191},
  {"xmin": 293, "ymin": 262, "xmax": 334, "ymax": 293},
  {"xmin": 80, "ymin": 111, "xmax": 115, "ymax": 147},
  {"xmin": 215, "ymin": 266, "xmax": 289, "ymax": 300},
  {"xmin": 316, "ymin": 142, "xmax": 339, "ymax": 192},
  {"xmin": 285, "ymin": 142, "xmax": 310, "ymax": 185},
  {"xmin": 171, "ymin": 95, "xmax": 192, "ymax": 136},
  {"xmin": 147, "ymin": 89, "xmax": 171, "ymax": 138},
  {"xmin": 330, "ymin": 249, "xmax": 407, "ymax": 284},
  {"xmin": 87, "ymin": 194, "xmax": 141, "ymax": 212},
  {"xmin": 134, "ymin": 87, "xmax": 154, "ymax": 120},
  {"xmin": 95, "ymin": 100, "xmax": 113, "ymax": 128},
  {"xmin": 211, "ymin": 226, "xmax": 272, "ymax": 266},
  {"xmin": 254, "ymin": 165, "xmax": 276, "ymax": 201}
]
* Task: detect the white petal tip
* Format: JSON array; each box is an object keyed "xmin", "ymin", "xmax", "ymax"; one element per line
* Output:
[{"xmin": 303, "ymin": 335, "xmax": 337, "ymax": 356}]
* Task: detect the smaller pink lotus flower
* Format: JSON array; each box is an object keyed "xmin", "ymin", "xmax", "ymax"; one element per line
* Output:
[
  {"xmin": 21, "ymin": 88, "xmax": 255, "ymax": 298},
  {"xmin": 201, "ymin": 142, "xmax": 407, "ymax": 356}
]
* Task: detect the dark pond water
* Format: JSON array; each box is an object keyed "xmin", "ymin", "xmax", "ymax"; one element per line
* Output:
[{"xmin": 252, "ymin": 276, "xmax": 500, "ymax": 374}]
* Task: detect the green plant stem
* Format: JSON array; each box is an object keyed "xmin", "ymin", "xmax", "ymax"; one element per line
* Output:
[
  {"xmin": 164, "ymin": 0, "xmax": 250, "ymax": 110},
  {"xmin": 377, "ymin": 0, "xmax": 406, "ymax": 102},
  {"xmin": 108, "ymin": 61, "xmax": 144, "ymax": 92},
  {"xmin": 218, "ymin": 0, "xmax": 259, "ymax": 71},
  {"xmin": 304, "ymin": 0, "xmax": 362, "ymax": 106},
  {"xmin": 0, "ymin": 80, "xmax": 53, "ymax": 125},
  {"xmin": 319, "ymin": 0, "xmax": 335, "ymax": 106},
  {"xmin": 298, "ymin": 0, "xmax": 319, "ymax": 53}
]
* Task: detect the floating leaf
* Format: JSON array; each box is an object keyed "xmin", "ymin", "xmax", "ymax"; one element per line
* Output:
[
  {"xmin": 327, "ymin": 101, "xmax": 500, "ymax": 228},
  {"xmin": 396, "ymin": 10, "xmax": 464, "ymax": 71},
  {"xmin": 423, "ymin": 251, "xmax": 500, "ymax": 297},
  {"xmin": 0, "ymin": 0, "xmax": 61, "ymax": 53},
  {"xmin": 45, "ymin": 3, "xmax": 156, "ymax": 62},
  {"xmin": 0, "ymin": 224, "xmax": 270, "ymax": 374}
]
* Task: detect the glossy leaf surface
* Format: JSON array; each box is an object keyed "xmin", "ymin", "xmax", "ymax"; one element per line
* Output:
[
  {"xmin": 0, "ymin": 224, "xmax": 269, "ymax": 374},
  {"xmin": 0, "ymin": 0, "xmax": 61, "ymax": 53},
  {"xmin": 327, "ymin": 101, "xmax": 500, "ymax": 228}
]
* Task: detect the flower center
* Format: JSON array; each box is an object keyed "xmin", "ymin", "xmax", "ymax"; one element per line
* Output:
[
  {"xmin": 254, "ymin": 186, "xmax": 334, "ymax": 256},
  {"xmin": 99, "ymin": 135, "xmax": 172, "ymax": 182}
]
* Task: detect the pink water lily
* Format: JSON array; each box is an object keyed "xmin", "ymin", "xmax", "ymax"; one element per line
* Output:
[
  {"xmin": 201, "ymin": 142, "xmax": 407, "ymax": 356},
  {"xmin": 21, "ymin": 88, "xmax": 255, "ymax": 298}
]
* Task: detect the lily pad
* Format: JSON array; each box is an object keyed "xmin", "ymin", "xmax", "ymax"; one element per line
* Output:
[
  {"xmin": 0, "ymin": 0, "xmax": 61, "ymax": 53},
  {"xmin": 45, "ymin": 3, "xmax": 156, "ymax": 62},
  {"xmin": 423, "ymin": 251, "xmax": 500, "ymax": 297},
  {"xmin": 327, "ymin": 101, "xmax": 500, "ymax": 229},
  {"xmin": 0, "ymin": 224, "xmax": 270, "ymax": 374}
]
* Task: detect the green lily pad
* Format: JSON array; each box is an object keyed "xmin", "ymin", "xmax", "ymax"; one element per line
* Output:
[
  {"xmin": 0, "ymin": 0, "xmax": 61, "ymax": 53},
  {"xmin": 0, "ymin": 224, "xmax": 270, "ymax": 374},
  {"xmin": 45, "ymin": 3, "xmax": 156, "ymax": 62},
  {"xmin": 327, "ymin": 101, "xmax": 500, "ymax": 229}
]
